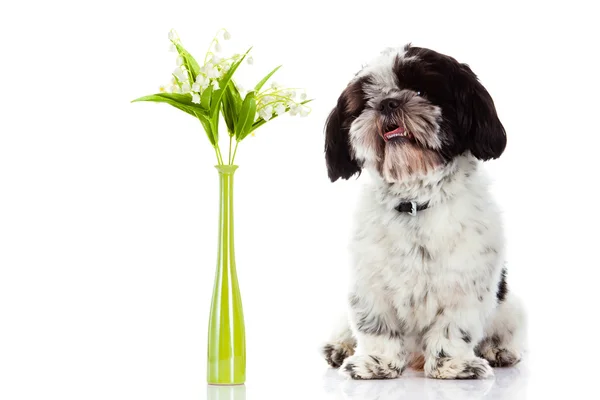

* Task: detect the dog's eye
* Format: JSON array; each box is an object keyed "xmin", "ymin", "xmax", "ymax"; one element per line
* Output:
[{"xmin": 416, "ymin": 91, "xmax": 421, "ymax": 96}]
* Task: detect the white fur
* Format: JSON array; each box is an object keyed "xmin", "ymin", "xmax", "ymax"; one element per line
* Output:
[{"xmin": 325, "ymin": 155, "xmax": 526, "ymax": 380}]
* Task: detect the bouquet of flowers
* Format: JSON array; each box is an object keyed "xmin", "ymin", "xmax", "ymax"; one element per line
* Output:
[
  {"xmin": 133, "ymin": 29, "xmax": 311, "ymax": 165},
  {"xmin": 132, "ymin": 29, "xmax": 311, "ymax": 386}
]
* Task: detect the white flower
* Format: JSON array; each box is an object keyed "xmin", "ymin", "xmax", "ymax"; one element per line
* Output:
[
  {"xmin": 159, "ymin": 85, "xmax": 167, "ymax": 93},
  {"xmin": 200, "ymin": 62, "xmax": 213, "ymax": 74},
  {"xmin": 207, "ymin": 67, "xmax": 220, "ymax": 79},
  {"xmin": 211, "ymin": 80, "xmax": 220, "ymax": 90},
  {"xmin": 275, "ymin": 104, "xmax": 286, "ymax": 116},
  {"xmin": 246, "ymin": 56, "xmax": 254, "ymax": 65},
  {"xmin": 300, "ymin": 92, "xmax": 307, "ymax": 101},
  {"xmin": 262, "ymin": 96, "xmax": 273, "ymax": 104},
  {"xmin": 223, "ymin": 30, "xmax": 231, "ymax": 40},
  {"xmin": 196, "ymin": 75, "xmax": 206, "ymax": 86},
  {"xmin": 270, "ymin": 81, "xmax": 279, "ymax": 89},
  {"xmin": 215, "ymin": 41, "xmax": 222, "ymax": 53},
  {"xmin": 192, "ymin": 92, "xmax": 201, "ymax": 104},
  {"xmin": 168, "ymin": 29, "xmax": 178, "ymax": 42},
  {"xmin": 181, "ymin": 82, "xmax": 191, "ymax": 93},
  {"xmin": 236, "ymin": 83, "xmax": 246, "ymax": 97},
  {"xmin": 300, "ymin": 107, "xmax": 309, "ymax": 117},
  {"xmin": 173, "ymin": 67, "xmax": 187, "ymax": 82},
  {"xmin": 171, "ymin": 85, "xmax": 181, "ymax": 94},
  {"xmin": 212, "ymin": 54, "xmax": 221, "ymax": 63},
  {"xmin": 289, "ymin": 104, "xmax": 299, "ymax": 116},
  {"xmin": 176, "ymin": 56, "xmax": 184, "ymax": 66},
  {"xmin": 192, "ymin": 82, "xmax": 201, "ymax": 92},
  {"xmin": 169, "ymin": 43, "xmax": 177, "ymax": 52},
  {"xmin": 262, "ymin": 105, "xmax": 273, "ymax": 121}
]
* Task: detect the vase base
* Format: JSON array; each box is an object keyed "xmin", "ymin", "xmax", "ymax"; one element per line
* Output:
[{"xmin": 207, "ymin": 383, "xmax": 245, "ymax": 386}]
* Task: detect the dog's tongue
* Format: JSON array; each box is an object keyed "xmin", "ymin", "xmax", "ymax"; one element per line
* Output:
[{"xmin": 383, "ymin": 126, "xmax": 405, "ymax": 141}]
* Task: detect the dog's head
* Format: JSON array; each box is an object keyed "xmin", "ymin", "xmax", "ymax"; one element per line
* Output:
[{"xmin": 324, "ymin": 44, "xmax": 506, "ymax": 182}]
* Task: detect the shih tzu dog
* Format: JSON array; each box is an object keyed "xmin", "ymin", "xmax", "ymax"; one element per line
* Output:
[{"xmin": 321, "ymin": 44, "xmax": 526, "ymax": 380}]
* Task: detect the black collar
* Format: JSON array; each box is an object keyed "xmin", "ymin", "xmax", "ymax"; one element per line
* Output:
[{"xmin": 395, "ymin": 201, "xmax": 429, "ymax": 216}]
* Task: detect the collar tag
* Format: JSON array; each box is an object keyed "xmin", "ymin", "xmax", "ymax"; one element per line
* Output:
[{"xmin": 408, "ymin": 201, "xmax": 417, "ymax": 216}]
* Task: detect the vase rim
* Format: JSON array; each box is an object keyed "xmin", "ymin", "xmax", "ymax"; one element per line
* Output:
[{"xmin": 215, "ymin": 165, "xmax": 239, "ymax": 174}]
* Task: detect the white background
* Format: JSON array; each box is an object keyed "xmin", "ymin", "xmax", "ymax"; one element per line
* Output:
[{"xmin": 1, "ymin": 1, "xmax": 599, "ymax": 399}]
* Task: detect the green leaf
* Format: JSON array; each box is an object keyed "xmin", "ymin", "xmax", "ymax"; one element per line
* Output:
[
  {"xmin": 175, "ymin": 43, "xmax": 200, "ymax": 82},
  {"xmin": 209, "ymin": 47, "xmax": 252, "ymax": 119},
  {"xmin": 131, "ymin": 93, "xmax": 208, "ymax": 118},
  {"xmin": 131, "ymin": 93, "xmax": 217, "ymax": 145},
  {"xmin": 200, "ymin": 85, "xmax": 213, "ymax": 110},
  {"xmin": 235, "ymin": 91, "xmax": 257, "ymax": 141},
  {"xmin": 254, "ymin": 65, "xmax": 282, "ymax": 92},
  {"xmin": 197, "ymin": 114, "xmax": 216, "ymax": 146},
  {"xmin": 222, "ymin": 83, "xmax": 242, "ymax": 135}
]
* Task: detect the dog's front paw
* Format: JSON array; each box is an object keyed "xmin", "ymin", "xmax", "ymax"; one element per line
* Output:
[
  {"xmin": 340, "ymin": 355, "xmax": 405, "ymax": 380},
  {"xmin": 426, "ymin": 357, "xmax": 493, "ymax": 380}
]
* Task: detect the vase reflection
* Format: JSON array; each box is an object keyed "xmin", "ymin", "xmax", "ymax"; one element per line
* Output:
[{"xmin": 207, "ymin": 384, "xmax": 246, "ymax": 400}]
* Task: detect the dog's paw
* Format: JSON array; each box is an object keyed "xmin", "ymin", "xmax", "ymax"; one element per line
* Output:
[
  {"xmin": 339, "ymin": 355, "xmax": 405, "ymax": 380},
  {"xmin": 475, "ymin": 338, "xmax": 522, "ymax": 367},
  {"xmin": 322, "ymin": 342, "xmax": 355, "ymax": 368},
  {"xmin": 426, "ymin": 357, "xmax": 493, "ymax": 380},
  {"xmin": 484, "ymin": 348, "xmax": 521, "ymax": 367}
]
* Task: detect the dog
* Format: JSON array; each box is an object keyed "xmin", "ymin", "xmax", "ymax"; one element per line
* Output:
[{"xmin": 321, "ymin": 44, "xmax": 526, "ymax": 380}]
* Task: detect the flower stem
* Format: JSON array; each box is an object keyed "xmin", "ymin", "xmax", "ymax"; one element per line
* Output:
[
  {"xmin": 214, "ymin": 145, "xmax": 224, "ymax": 165},
  {"xmin": 203, "ymin": 29, "xmax": 226, "ymax": 64},
  {"xmin": 230, "ymin": 141, "xmax": 240, "ymax": 164},
  {"xmin": 228, "ymin": 135, "xmax": 234, "ymax": 164}
]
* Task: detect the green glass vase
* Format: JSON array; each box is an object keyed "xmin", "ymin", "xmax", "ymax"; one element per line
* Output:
[{"xmin": 207, "ymin": 165, "xmax": 246, "ymax": 385}]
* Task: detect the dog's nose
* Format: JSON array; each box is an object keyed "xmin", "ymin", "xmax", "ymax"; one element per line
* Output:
[{"xmin": 379, "ymin": 98, "xmax": 400, "ymax": 113}]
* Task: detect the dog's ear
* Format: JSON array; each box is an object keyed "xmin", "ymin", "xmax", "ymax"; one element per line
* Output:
[
  {"xmin": 455, "ymin": 64, "xmax": 507, "ymax": 160},
  {"xmin": 324, "ymin": 79, "xmax": 365, "ymax": 182}
]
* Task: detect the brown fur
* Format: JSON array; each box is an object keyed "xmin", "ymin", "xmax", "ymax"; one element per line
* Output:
[
  {"xmin": 409, "ymin": 353, "xmax": 426, "ymax": 371},
  {"xmin": 380, "ymin": 143, "xmax": 442, "ymax": 182}
]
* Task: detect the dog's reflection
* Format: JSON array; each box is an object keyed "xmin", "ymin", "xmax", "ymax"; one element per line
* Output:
[{"xmin": 323, "ymin": 365, "xmax": 528, "ymax": 400}]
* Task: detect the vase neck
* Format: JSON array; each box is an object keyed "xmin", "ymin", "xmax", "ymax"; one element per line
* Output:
[{"xmin": 215, "ymin": 165, "xmax": 238, "ymax": 175}]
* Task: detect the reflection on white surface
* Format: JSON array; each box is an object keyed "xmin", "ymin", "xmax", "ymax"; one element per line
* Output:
[
  {"xmin": 207, "ymin": 384, "xmax": 246, "ymax": 400},
  {"xmin": 322, "ymin": 363, "xmax": 528, "ymax": 400}
]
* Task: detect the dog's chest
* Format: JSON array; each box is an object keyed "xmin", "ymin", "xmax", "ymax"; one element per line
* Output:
[{"xmin": 350, "ymin": 195, "xmax": 498, "ymax": 328}]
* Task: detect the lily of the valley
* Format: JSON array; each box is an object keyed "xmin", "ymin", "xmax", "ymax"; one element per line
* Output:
[
  {"xmin": 174, "ymin": 67, "xmax": 188, "ymax": 82},
  {"xmin": 275, "ymin": 104, "xmax": 286, "ymax": 116}
]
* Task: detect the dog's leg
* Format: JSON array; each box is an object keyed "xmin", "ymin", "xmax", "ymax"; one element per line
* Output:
[
  {"xmin": 339, "ymin": 293, "xmax": 408, "ymax": 380},
  {"xmin": 321, "ymin": 313, "xmax": 356, "ymax": 368},
  {"xmin": 422, "ymin": 306, "xmax": 493, "ymax": 380},
  {"xmin": 476, "ymin": 292, "xmax": 526, "ymax": 367}
]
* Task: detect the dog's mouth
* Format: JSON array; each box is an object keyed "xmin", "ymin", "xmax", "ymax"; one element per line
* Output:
[{"xmin": 383, "ymin": 124, "xmax": 414, "ymax": 143}]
